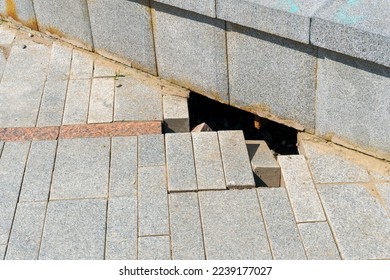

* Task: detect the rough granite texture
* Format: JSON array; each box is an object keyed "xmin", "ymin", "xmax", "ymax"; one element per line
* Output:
[
  {"xmin": 155, "ymin": 0, "xmax": 216, "ymax": 17},
  {"xmin": 138, "ymin": 236, "xmax": 171, "ymax": 260},
  {"xmin": 88, "ymin": 78, "xmax": 115, "ymax": 124},
  {"xmin": 0, "ymin": 0, "xmax": 38, "ymax": 30},
  {"xmin": 138, "ymin": 134, "xmax": 165, "ymax": 167},
  {"xmin": 376, "ymin": 183, "xmax": 390, "ymax": 215},
  {"xmin": 163, "ymin": 95, "xmax": 189, "ymax": 133},
  {"xmin": 62, "ymin": 79, "xmax": 91, "ymax": 125}
]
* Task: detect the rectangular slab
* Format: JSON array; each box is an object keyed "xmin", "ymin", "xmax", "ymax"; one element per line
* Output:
[
  {"xmin": 0, "ymin": 245, "xmax": 5, "ymax": 260},
  {"xmin": 318, "ymin": 184, "xmax": 390, "ymax": 259},
  {"xmin": 50, "ymin": 138, "xmax": 110, "ymax": 200},
  {"xmin": 110, "ymin": 137, "xmax": 137, "ymax": 197},
  {"xmin": 165, "ymin": 133, "xmax": 197, "ymax": 192},
  {"xmin": 155, "ymin": 0, "xmax": 216, "ymax": 17},
  {"xmin": 106, "ymin": 197, "xmax": 137, "ymax": 260},
  {"xmin": 20, "ymin": 140, "xmax": 57, "ymax": 202},
  {"xmin": 138, "ymin": 166, "xmax": 169, "ymax": 236},
  {"xmin": 0, "ymin": 127, "xmax": 59, "ymax": 141},
  {"xmin": 70, "ymin": 49, "xmax": 94, "ymax": 79},
  {"xmin": 169, "ymin": 193, "xmax": 205, "ymax": 260},
  {"xmin": 39, "ymin": 199, "xmax": 106, "ymax": 260},
  {"xmin": 46, "ymin": 42, "xmax": 73, "ymax": 81},
  {"xmin": 62, "ymin": 79, "xmax": 91, "ymax": 125},
  {"xmin": 257, "ymin": 188, "xmax": 307, "ymax": 260},
  {"xmin": 163, "ymin": 95, "xmax": 189, "ymax": 133},
  {"xmin": 138, "ymin": 236, "xmax": 171, "ymax": 260},
  {"xmin": 192, "ymin": 132, "xmax": 226, "ymax": 190},
  {"xmin": 88, "ymin": 78, "xmax": 115, "ymax": 124},
  {"xmin": 278, "ymin": 155, "xmax": 325, "ymax": 222},
  {"xmin": 199, "ymin": 190, "xmax": 272, "ymax": 259},
  {"xmin": 377, "ymin": 183, "xmax": 390, "ymax": 215},
  {"xmin": 138, "ymin": 134, "xmax": 165, "ymax": 167},
  {"xmin": 298, "ymin": 222, "xmax": 340, "ymax": 260},
  {"xmin": 218, "ymin": 131, "xmax": 255, "ymax": 189},
  {"xmin": 5, "ymin": 201, "xmax": 47, "ymax": 260}
]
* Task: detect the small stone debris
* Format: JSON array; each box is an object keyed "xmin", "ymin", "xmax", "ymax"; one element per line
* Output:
[{"xmin": 191, "ymin": 122, "xmax": 213, "ymax": 132}]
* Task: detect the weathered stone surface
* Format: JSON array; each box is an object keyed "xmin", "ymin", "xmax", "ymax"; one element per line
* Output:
[
  {"xmin": 0, "ymin": 0, "xmax": 38, "ymax": 30},
  {"xmin": 311, "ymin": 0, "xmax": 390, "ymax": 68},
  {"xmin": 246, "ymin": 140, "xmax": 280, "ymax": 187},
  {"xmin": 192, "ymin": 132, "xmax": 226, "ymax": 190},
  {"xmin": 6, "ymin": 201, "xmax": 47, "ymax": 260},
  {"xmin": 88, "ymin": 78, "xmax": 115, "ymax": 124},
  {"xmin": 50, "ymin": 138, "xmax": 110, "ymax": 200},
  {"xmin": 152, "ymin": 2, "xmax": 229, "ymax": 102},
  {"xmin": 110, "ymin": 137, "xmax": 137, "ymax": 197},
  {"xmin": 0, "ymin": 24, "xmax": 16, "ymax": 44},
  {"xmin": 218, "ymin": 0, "xmax": 329, "ymax": 44},
  {"xmin": 218, "ymin": 131, "xmax": 255, "ymax": 189},
  {"xmin": 39, "ymin": 199, "xmax": 106, "ymax": 260},
  {"xmin": 377, "ymin": 183, "xmax": 390, "ymax": 215},
  {"xmin": 33, "ymin": 0, "xmax": 93, "ymax": 50},
  {"xmin": 138, "ymin": 236, "xmax": 171, "ymax": 260},
  {"xmin": 114, "ymin": 77, "xmax": 163, "ymax": 122},
  {"xmin": 0, "ymin": 245, "xmax": 5, "ymax": 260},
  {"xmin": 46, "ymin": 42, "xmax": 73, "ymax": 81},
  {"xmin": 163, "ymin": 95, "xmax": 189, "ymax": 133},
  {"xmin": 106, "ymin": 197, "xmax": 137, "ymax": 260},
  {"xmin": 70, "ymin": 49, "xmax": 94, "ymax": 79},
  {"xmin": 258, "ymin": 188, "xmax": 307, "ymax": 260},
  {"xmin": 165, "ymin": 133, "xmax": 197, "ymax": 192},
  {"xmin": 138, "ymin": 134, "xmax": 165, "ymax": 167},
  {"xmin": 62, "ymin": 79, "xmax": 91, "ymax": 125},
  {"xmin": 87, "ymin": 0, "xmax": 157, "ymax": 74},
  {"xmin": 138, "ymin": 166, "xmax": 169, "ymax": 236},
  {"xmin": 298, "ymin": 222, "xmax": 341, "ymax": 260},
  {"xmin": 315, "ymin": 49, "xmax": 390, "ymax": 156},
  {"xmin": 227, "ymin": 23, "xmax": 316, "ymax": 131},
  {"xmin": 199, "ymin": 190, "xmax": 272, "ymax": 259},
  {"xmin": 155, "ymin": 0, "xmax": 216, "ymax": 17},
  {"xmin": 318, "ymin": 184, "xmax": 390, "ymax": 259},
  {"xmin": 20, "ymin": 140, "xmax": 57, "ymax": 202},
  {"xmin": 0, "ymin": 142, "xmax": 30, "ymax": 244},
  {"xmin": 169, "ymin": 192, "xmax": 205, "ymax": 260}
]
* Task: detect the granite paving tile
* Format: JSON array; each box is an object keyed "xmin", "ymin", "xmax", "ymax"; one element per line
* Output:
[
  {"xmin": 0, "ymin": 127, "xmax": 59, "ymax": 141},
  {"xmin": 62, "ymin": 79, "xmax": 91, "ymax": 125},
  {"xmin": 138, "ymin": 134, "xmax": 165, "ymax": 167},
  {"xmin": 0, "ymin": 245, "xmax": 5, "ymax": 260},
  {"xmin": 163, "ymin": 95, "xmax": 189, "ymax": 133},
  {"xmin": 88, "ymin": 78, "xmax": 115, "ymax": 123},
  {"xmin": 0, "ymin": 25, "xmax": 16, "ymax": 45},
  {"xmin": 138, "ymin": 236, "xmax": 171, "ymax": 260},
  {"xmin": 46, "ymin": 42, "xmax": 73, "ymax": 81},
  {"xmin": 69, "ymin": 49, "xmax": 94, "ymax": 79},
  {"xmin": 376, "ymin": 183, "xmax": 390, "ymax": 215}
]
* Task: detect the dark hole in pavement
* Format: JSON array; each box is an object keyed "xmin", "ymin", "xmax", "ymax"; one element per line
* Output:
[{"xmin": 188, "ymin": 92, "xmax": 298, "ymax": 155}]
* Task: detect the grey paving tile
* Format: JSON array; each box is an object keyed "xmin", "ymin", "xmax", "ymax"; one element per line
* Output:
[
  {"xmin": 163, "ymin": 95, "xmax": 189, "ymax": 133},
  {"xmin": 62, "ymin": 79, "xmax": 91, "ymax": 125},
  {"xmin": 318, "ymin": 184, "xmax": 390, "ymax": 259},
  {"xmin": 155, "ymin": 0, "xmax": 216, "ymax": 17},
  {"xmin": 39, "ymin": 199, "xmax": 106, "ymax": 260},
  {"xmin": 376, "ymin": 183, "xmax": 390, "ymax": 215},
  {"xmin": 36, "ymin": 78, "xmax": 68, "ymax": 127},
  {"xmin": 301, "ymin": 140, "xmax": 370, "ymax": 184},
  {"xmin": 218, "ymin": 131, "xmax": 255, "ymax": 189},
  {"xmin": 0, "ymin": 142, "xmax": 30, "ymax": 244},
  {"xmin": 199, "ymin": 190, "xmax": 272, "ymax": 260},
  {"xmin": 278, "ymin": 155, "xmax": 325, "ymax": 222},
  {"xmin": 114, "ymin": 76, "xmax": 163, "ymax": 121},
  {"xmin": 0, "ymin": 245, "xmax": 5, "ymax": 260},
  {"xmin": 50, "ymin": 138, "xmax": 110, "ymax": 200},
  {"xmin": 0, "ymin": 47, "xmax": 7, "ymax": 80},
  {"xmin": 106, "ymin": 197, "xmax": 137, "ymax": 260},
  {"xmin": 70, "ymin": 49, "xmax": 94, "ymax": 79},
  {"xmin": 20, "ymin": 141, "xmax": 57, "ymax": 202},
  {"xmin": 110, "ymin": 137, "xmax": 137, "ymax": 197},
  {"xmin": 0, "ymin": 25, "xmax": 16, "ymax": 45},
  {"xmin": 138, "ymin": 236, "xmax": 171, "ymax": 260},
  {"xmin": 138, "ymin": 134, "xmax": 165, "ymax": 167},
  {"xmin": 298, "ymin": 222, "xmax": 340, "ymax": 260},
  {"xmin": 169, "ymin": 193, "xmax": 205, "ymax": 260},
  {"xmin": 257, "ymin": 188, "xmax": 307, "ymax": 260},
  {"xmin": 5, "ymin": 201, "xmax": 47, "ymax": 260},
  {"xmin": 192, "ymin": 132, "xmax": 226, "ymax": 191},
  {"xmin": 138, "ymin": 166, "xmax": 169, "ymax": 236},
  {"xmin": 47, "ymin": 42, "xmax": 73, "ymax": 80},
  {"xmin": 165, "ymin": 133, "xmax": 197, "ymax": 192},
  {"xmin": 88, "ymin": 78, "xmax": 115, "ymax": 123},
  {"xmin": 93, "ymin": 58, "xmax": 119, "ymax": 77}
]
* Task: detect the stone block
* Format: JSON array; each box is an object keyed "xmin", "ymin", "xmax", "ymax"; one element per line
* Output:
[
  {"xmin": 69, "ymin": 49, "xmax": 94, "ymax": 80},
  {"xmin": 39, "ymin": 199, "xmax": 106, "ymax": 260},
  {"xmin": 0, "ymin": 126, "xmax": 59, "ymax": 141},
  {"xmin": 311, "ymin": 0, "xmax": 390, "ymax": 67},
  {"xmin": 155, "ymin": 0, "xmax": 216, "ymax": 17},
  {"xmin": 191, "ymin": 122, "xmax": 213, "ymax": 132},
  {"xmin": 169, "ymin": 192, "xmax": 205, "ymax": 260},
  {"xmin": 165, "ymin": 133, "xmax": 197, "ymax": 192},
  {"xmin": 152, "ymin": 2, "xmax": 229, "ymax": 102},
  {"xmin": 199, "ymin": 190, "xmax": 271, "ymax": 259},
  {"xmin": 138, "ymin": 166, "xmax": 169, "ymax": 236},
  {"xmin": 88, "ymin": 78, "xmax": 115, "ymax": 124},
  {"xmin": 110, "ymin": 137, "xmax": 137, "ymax": 197},
  {"xmin": 218, "ymin": 0, "xmax": 329, "ymax": 44},
  {"xmin": 0, "ymin": 245, "xmax": 5, "ymax": 260},
  {"xmin": 246, "ymin": 140, "xmax": 280, "ymax": 187},
  {"xmin": 218, "ymin": 130, "xmax": 255, "ymax": 189},
  {"xmin": 20, "ymin": 140, "xmax": 57, "ymax": 202},
  {"xmin": 0, "ymin": 24, "xmax": 16, "ymax": 45},
  {"xmin": 33, "ymin": 0, "xmax": 93, "ymax": 50},
  {"xmin": 227, "ymin": 23, "xmax": 316, "ymax": 131},
  {"xmin": 62, "ymin": 79, "xmax": 91, "ymax": 125},
  {"xmin": 5, "ymin": 201, "xmax": 47, "ymax": 260},
  {"xmin": 192, "ymin": 132, "xmax": 226, "ymax": 190},
  {"xmin": 315, "ymin": 49, "xmax": 390, "ymax": 157},
  {"xmin": 138, "ymin": 134, "xmax": 165, "ymax": 167},
  {"xmin": 278, "ymin": 155, "xmax": 325, "ymax": 222},
  {"xmin": 46, "ymin": 42, "xmax": 73, "ymax": 81},
  {"xmin": 257, "ymin": 188, "xmax": 307, "ymax": 259},
  {"xmin": 138, "ymin": 236, "xmax": 171, "ymax": 260},
  {"xmin": 318, "ymin": 184, "xmax": 390, "ymax": 259},
  {"xmin": 50, "ymin": 138, "xmax": 110, "ymax": 200},
  {"xmin": 163, "ymin": 95, "xmax": 189, "ymax": 133},
  {"xmin": 87, "ymin": 0, "xmax": 157, "ymax": 74},
  {"xmin": 106, "ymin": 197, "xmax": 137, "ymax": 260},
  {"xmin": 298, "ymin": 222, "xmax": 340, "ymax": 260},
  {"xmin": 114, "ymin": 77, "xmax": 163, "ymax": 122},
  {"xmin": 377, "ymin": 183, "xmax": 390, "ymax": 215},
  {"xmin": 0, "ymin": 0, "xmax": 38, "ymax": 30}
]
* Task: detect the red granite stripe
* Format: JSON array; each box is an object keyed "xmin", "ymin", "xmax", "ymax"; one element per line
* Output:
[{"xmin": 0, "ymin": 127, "xmax": 59, "ymax": 141}]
